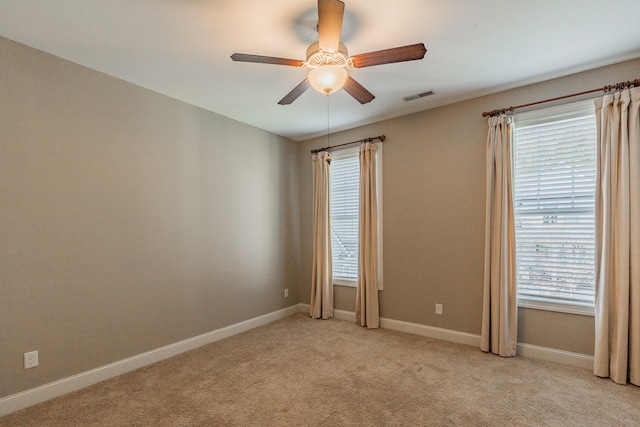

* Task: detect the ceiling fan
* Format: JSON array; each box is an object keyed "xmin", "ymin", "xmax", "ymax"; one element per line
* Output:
[{"xmin": 231, "ymin": 0, "xmax": 427, "ymax": 105}]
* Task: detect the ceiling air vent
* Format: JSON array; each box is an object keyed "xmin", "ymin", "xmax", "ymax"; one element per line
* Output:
[{"xmin": 403, "ymin": 90, "xmax": 436, "ymax": 102}]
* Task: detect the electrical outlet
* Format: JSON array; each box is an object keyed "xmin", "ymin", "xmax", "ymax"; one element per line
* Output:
[
  {"xmin": 24, "ymin": 350, "xmax": 38, "ymax": 369},
  {"xmin": 284, "ymin": 289, "xmax": 289, "ymax": 298},
  {"xmin": 435, "ymin": 304, "xmax": 443, "ymax": 315}
]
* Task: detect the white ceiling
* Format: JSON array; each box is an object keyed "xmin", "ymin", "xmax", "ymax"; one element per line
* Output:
[{"xmin": 1, "ymin": 0, "xmax": 640, "ymax": 141}]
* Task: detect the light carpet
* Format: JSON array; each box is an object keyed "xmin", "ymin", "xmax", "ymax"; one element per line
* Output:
[{"xmin": 1, "ymin": 312, "xmax": 639, "ymax": 426}]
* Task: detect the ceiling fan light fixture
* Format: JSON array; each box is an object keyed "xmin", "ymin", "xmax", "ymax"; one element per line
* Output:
[
  {"xmin": 231, "ymin": 0, "xmax": 427, "ymax": 105},
  {"xmin": 308, "ymin": 64, "xmax": 348, "ymax": 94}
]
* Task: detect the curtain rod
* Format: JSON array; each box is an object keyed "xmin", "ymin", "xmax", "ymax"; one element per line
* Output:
[
  {"xmin": 310, "ymin": 135, "xmax": 386, "ymax": 154},
  {"xmin": 482, "ymin": 78, "xmax": 640, "ymax": 117}
]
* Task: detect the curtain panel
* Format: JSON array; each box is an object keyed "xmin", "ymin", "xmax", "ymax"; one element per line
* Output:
[
  {"xmin": 310, "ymin": 152, "xmax": 333, "ymax": 319},
  {"xmin": 356, "ymin": 142, "xmax": 380, "ymax": 329},
  {"xmin": 481, "ymin": 115, "xmax": 518, "ymax": 357},
  {"xmin": 593, "ymin": 86, "xmax": 640, "ymax": 385}
]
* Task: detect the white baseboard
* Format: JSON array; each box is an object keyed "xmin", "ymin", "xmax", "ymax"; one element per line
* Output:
[
  {"xmin": 379, "ymin": 317, "xmax": 481, "ymax": 347},
  {"xmin": 298, "ymin": 304, "xmax": 593, "ymax": 370},
  {"xmin": 334, "ymin": 309, "xmax": 357, "ymax": 322},
  {"xmin": 297, "ymin": 304, "xmax": 356, "ymax": 322},
  {"xmin": 0, "ymin": 304, "xmax": 300, "ymax": 417},
  {"xmin": 298, "ymin": 304, "xmax": 479, "ymax": 346},
  {"xmin": 517, "ymin": 343, "xmax": 594, "ymax": 370}
]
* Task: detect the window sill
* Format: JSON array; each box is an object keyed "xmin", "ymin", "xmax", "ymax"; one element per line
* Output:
[
  {"xmin": 518, "ymin": 297, "xmax": 594, "ymax": 316},
  {"xmin": 333, "ymin": 279, "xmax": 357, "ymax": 288},
  {"xmin": 332, "ymin": 279, "xmax": 383, "ymax": 291}
]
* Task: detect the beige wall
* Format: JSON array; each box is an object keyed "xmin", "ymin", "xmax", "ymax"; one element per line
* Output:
[
  {"xmin": 298, "ymin": 57, "xmax": 640, "ymax": 356},
  {"xmin": 0, "ymin": 37, "xmax": 300, "ymax": 398}
]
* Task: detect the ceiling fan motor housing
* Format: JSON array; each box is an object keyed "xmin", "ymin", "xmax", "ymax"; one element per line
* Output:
[{"xmin": 305, "ymin": 42, "xmax": 349, "ymax": 68}]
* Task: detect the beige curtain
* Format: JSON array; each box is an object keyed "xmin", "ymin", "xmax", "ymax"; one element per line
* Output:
[
  {"xmin": 593, "ymin": 86, "xmax": 640, "ymax": 385},
  {"xmin": 356, "ymin": 143, "xmax": 380, "ymax": 329},
  {"xmin": 481, "ymin": 115, "xmax": 518, "ymax": 357},
  {"xmin": 310, "ymin": 152, "xmax": 333, "ymax": 319}
]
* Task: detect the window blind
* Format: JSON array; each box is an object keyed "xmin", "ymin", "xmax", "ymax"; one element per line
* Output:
[
  {"xmin": 513, "ymin": 112, "xmax": 597, "ymax": 305},
  {"xmin": 330, "ymin": 154, "xmax": 359, "ymax": 281}
]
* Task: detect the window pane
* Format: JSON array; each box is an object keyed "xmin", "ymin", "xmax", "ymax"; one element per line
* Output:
[
  {"xmin": 330, "ymin": 155, "xmax": 359, "ymax": 281},
  {"xmin": 514, "ymin": 112, "xmax": 597, "ymax": 305}
]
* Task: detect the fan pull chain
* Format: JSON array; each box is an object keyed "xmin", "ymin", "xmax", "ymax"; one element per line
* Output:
[
  {"xmin": 326, "ymin": 94, "xmax": 332, "ymax": 164},
  {"xmin": 327, "ymin": 93, "xmax": 330, "ymax": 146}
]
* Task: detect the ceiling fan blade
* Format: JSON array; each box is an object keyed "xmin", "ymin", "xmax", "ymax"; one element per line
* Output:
[
  {"xmin": 278, "ymin": 79, "xmax": 311, "ymax": 105},
  {"xmin": 342, "ymin": 76, "xmax": 375, "ymax": 104},
  {"xmin": 349, "ymin": 43, "xmax": 427, "ymax": 68},
  {"xmin": 318, "ymin": 0, "xmax": 345, "ymax": 53},
  {"xmin": 231, "ymin": 53, "xmax": 305, "ymax": 67}
]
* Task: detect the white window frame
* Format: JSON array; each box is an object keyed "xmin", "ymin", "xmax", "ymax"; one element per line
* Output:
[
  {"xmin": 512, "ymin": 100, "xmax": 597, "ymax": 316},
  {"xmin": 329, "ymin": 144, "xmax": 383, "ymax": 290}
]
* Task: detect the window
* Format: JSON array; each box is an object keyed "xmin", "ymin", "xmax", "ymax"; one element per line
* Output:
[
  {"xmin": 513, "ymin": 101, "xmax": 597, "ymax": 315},
  {"xmin": 330, "ymin": 148, "xmax": 360, "ymax": 284},
  {"xmin": 328, "ymin": 145, "xmax": 383, "ymax": 288}
]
